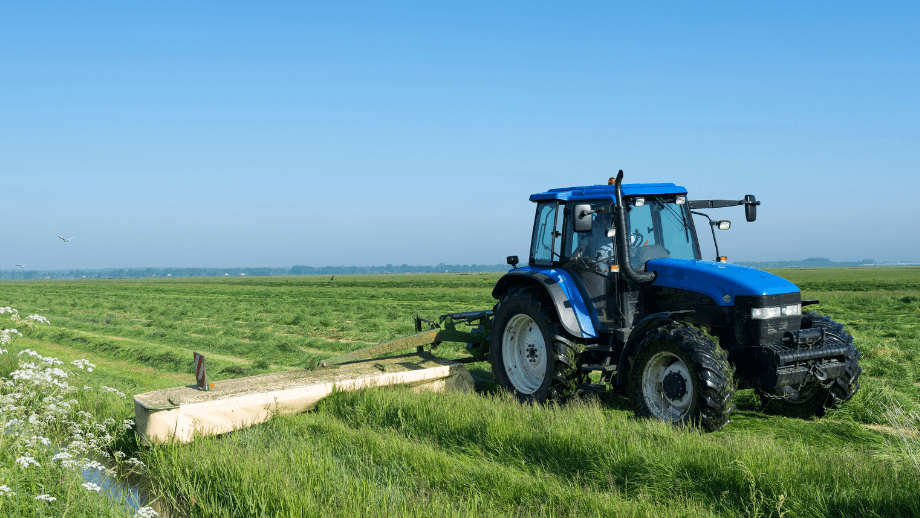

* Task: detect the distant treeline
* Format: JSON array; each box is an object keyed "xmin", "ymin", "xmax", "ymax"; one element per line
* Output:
[
  {"xmin": 2, "ymin": 263, "xmax": 510, "ymax": 280},
  {"xmin": 290, "ymin": 263, "xmax": 508, "ymax": 275},
  {"xmin": 736, "ymin": 257, "xmax": 876, "ymax": 269},
  {"xmin": 5, "ymin": 258, "xmax": 904, "ymax": 280}
]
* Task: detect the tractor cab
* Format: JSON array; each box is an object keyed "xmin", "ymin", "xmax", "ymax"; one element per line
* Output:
[{"xmin": 516, "ymin": 179, "xmax": 706, "ymax": 335}]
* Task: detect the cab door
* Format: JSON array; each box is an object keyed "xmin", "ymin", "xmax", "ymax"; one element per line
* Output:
[{"xmin": 561, "ymin": 201, "xmax": 619, "ymax": 331}]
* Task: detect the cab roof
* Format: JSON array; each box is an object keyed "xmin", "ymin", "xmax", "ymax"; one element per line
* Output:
[{"xmin": 529, "ymin": 182, "xmax": 688, "ymax": 203}]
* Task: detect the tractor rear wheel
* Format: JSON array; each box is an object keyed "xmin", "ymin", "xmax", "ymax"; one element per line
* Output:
[
  {"xmin": 628, "ymin": 324, "xmax": 734, "ymax": 432},
  {"xmin": 757, "ymin": 313, "xmax": 861, "ymax": 418},
  {"xmin": 490, "ymin": 287, "xmax": 578, "ymax": 403}
]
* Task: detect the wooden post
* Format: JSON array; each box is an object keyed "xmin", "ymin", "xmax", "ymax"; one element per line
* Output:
[{"xmin": 194, "ymin": 352, "xmax": 208, "ymax": 391}]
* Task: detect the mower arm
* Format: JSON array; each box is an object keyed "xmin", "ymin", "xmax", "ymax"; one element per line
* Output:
[{"xmin": 321, "ymin": 310, "xmax": 492, "ymax": 367}]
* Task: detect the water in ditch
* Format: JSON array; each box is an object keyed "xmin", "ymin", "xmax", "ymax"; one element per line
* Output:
[{"xmin": 82, "ymin": 460, "xmax": 175, "ymax": 517}]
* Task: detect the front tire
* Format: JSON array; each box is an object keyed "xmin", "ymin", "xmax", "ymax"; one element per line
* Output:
[
  {"xmin": 628, "ymin": 324, "xmax": 734, "ymax": 432},
  {"xmin": 757, "ymin": 312, "xmax": 861, "ymax": 418},
  {"xmin": 490, "ymin": 288, "xmax": 578, "ymax": 402}
]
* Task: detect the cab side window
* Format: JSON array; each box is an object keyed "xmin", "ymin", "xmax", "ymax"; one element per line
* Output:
[{"xmin": 530, "ymin": 202, "xmax": 560, "ymax": 266}]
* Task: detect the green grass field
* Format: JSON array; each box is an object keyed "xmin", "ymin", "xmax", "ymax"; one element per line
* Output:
[{"xmin": 2, "ymin": 268, "xmax": 919, "ymax": 517}]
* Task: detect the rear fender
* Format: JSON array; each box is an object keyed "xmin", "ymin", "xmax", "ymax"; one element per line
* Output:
[
  {"xmin": 492, "ymin": 268, "xmax": 597, "ymax": 339},
  {"xmin": 614, "ymin": 310, "xmax": 696, "ymax": 387}
]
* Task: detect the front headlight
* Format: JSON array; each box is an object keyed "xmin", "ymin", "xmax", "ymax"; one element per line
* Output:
[{"xmin": 751, "ymin": 303, "xmax": 801, "ymax": 319}]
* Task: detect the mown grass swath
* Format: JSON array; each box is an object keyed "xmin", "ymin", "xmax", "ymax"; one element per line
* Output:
[{"xmin": 2, "ymin": 268, "xmax": 919, "ymax": 517}]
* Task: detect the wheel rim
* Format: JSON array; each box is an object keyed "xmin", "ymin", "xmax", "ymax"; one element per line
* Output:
[
  {"xmin": 641, "ymin": 351, "xmax": 693, "ymax": 420},
  {"xmin": 501, "ymin": 314, "xmax": 547, "ymax": 394}
]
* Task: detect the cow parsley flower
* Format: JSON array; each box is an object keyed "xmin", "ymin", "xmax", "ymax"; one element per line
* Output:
[
  {"xmin": 71, "ymin": 359, "xmax": 95, "ymax": 371},
  {"xmin": 134, "ymin": 507, "xmax": 159, "ymax": 518},
  {"xmin": 83, "ymin": 460, "xmax": 105, "ymax": 471},
  {"xmin": 26, "ymin": 314, "xmax": 50, "ymax": 324},
  {"xmin": 52, "ymin": 451, "xmax": 72, "ymax": 462},
  {"xmin": 81, "ymin": 482, "xmax": 101, "ymax": 492},
  {"xmin": 16, "ymin": 455, "xmax": 40, "ymax": 468},
  {"xmin": 126, "ymin": 457, "xmax": 145, "ymax": 467},
  {"xmin": 0, "ymin": 485, "xmax": 16, "ymax": 497},
  {"xmin": 34, "ymin": 493, "xmax": 57, "ymax": 501}
]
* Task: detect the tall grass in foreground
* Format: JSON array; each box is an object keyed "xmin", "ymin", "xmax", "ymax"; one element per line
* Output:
[
  {"xmin": 0, "ymin": 308, "xmax": 156, "ymax": 518},
  {"xmin": 144, "ymin": 387, "xmax": 920, "ymax": 518}
]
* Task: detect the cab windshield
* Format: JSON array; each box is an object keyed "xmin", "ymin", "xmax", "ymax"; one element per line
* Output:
[{"xmin": 626, "ymin": 196, "xmax": 700, "ymax": 262}]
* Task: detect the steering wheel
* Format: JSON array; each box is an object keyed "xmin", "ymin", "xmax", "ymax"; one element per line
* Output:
[{"xmin": 629, "ymin": 230, "xmax": 645, "ymax": 251}]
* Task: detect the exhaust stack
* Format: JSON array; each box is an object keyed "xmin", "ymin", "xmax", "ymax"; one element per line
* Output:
[{"xmin": 614, "ymin": 170, "xmax": 657, "ymax": 284}]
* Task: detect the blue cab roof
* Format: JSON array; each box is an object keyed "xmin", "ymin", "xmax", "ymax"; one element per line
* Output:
[{"xmin": 529, "ymin": 182, "xmax": 688, "ymax": 203}]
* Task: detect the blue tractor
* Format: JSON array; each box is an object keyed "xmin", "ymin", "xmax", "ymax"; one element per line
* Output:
[{"xmin": 488, "ymin": 170, "xmax": 861, "ymax": 431}]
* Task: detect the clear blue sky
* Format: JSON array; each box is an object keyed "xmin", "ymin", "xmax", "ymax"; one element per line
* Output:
[{"xmin": 2, "ymin": 1, "xmax": 917, "ymax": 270}]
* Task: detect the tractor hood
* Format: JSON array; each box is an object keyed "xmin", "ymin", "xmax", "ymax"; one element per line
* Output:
[{"xmin": 645, "ymin": 258, "xmax": 799, "ymax": 307}]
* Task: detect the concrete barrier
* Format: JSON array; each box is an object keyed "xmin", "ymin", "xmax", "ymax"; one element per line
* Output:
[{"xmin": 134, "ymin": 353, "xmax": 474, "ymax": 444}]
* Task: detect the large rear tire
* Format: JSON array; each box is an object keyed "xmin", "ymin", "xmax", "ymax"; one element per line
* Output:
[
  {"xmin": 757, "ymin": 312, "xmax": 861, "ymax": 418},
  {"xmin": 628, "ymin": 324, "xmax": 734, "ymax": 432},
  {"xmin": 490, "ymin": 288, "xmax": 579, "ymax": 403}
]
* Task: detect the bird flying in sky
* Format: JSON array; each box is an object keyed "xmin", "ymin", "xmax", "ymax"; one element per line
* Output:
[
  {"xmin": 16, "ymin": 264, "xmax": 25, "ymax": 268},
  {"xmin": 58, "ymin": 236, "xmax": 74, "ymax": 242}
]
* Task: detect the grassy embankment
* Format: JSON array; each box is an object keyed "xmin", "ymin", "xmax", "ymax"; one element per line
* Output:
[{"xmin": 1, "ymin": 268, "xmax": 918, "ymax": 517}]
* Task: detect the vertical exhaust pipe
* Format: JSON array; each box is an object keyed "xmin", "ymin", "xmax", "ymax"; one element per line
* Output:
[{"xmin": 614, "ymin": 170, "xmax": 657, "ymax": 283}]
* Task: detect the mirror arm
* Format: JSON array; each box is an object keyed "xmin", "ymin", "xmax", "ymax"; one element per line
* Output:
[{"xmin": 690, "ymin": 210, "xmax": 721, "ymax": 261}]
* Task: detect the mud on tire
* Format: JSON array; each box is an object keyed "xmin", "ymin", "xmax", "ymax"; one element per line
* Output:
[
  {"xmin": 489, "ymin": 287, "xmax": 579, "ymax": 403},
  {"xmin": 757, "ymin": 312, "xmax": 861, "ymax": 418},
  {"xmin": 628, "ymin": 324, "xmax": 735, "ymax": 432}
]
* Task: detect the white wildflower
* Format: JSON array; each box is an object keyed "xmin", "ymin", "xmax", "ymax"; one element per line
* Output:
[
  {"xmin": 52, "ymin": 451, "xmax": 72, "ymax": 462},
  {"xmin": 1, "ymin": 329, "xmax": 23, "ymax": 345},
  {"xmin": 126, "ymin": 457, "xmax": 145, "ymax": 467},
  {"xmin": 71, "ymin": 359, "xmax": 95, "ymax": 371},
  {"xmin": 0, "ymin": 485, "xmax": 16, "ymax": 497},
  {"xmin": 134, "ymin": 506, "xmax": 159, "ymax": 518},
  {"xmin": 83, "ymin": 460, "xmax": 105, "ymax": 471},
  {"xmin": 34, "ymin": 493, "xmax": 57, "ymax": 501},
  {"xmin": 16, "ymin": 455, "xmax": 40, "ymax": 468},
  {"xmin": 81, "ymin": 482, "xmax": 102, "ymax": 492},
  {"xmin": 26, "ymin": 314, "xmax": 50, "ymax": 324}
]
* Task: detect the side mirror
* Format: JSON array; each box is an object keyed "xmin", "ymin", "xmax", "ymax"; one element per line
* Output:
[
  {"xmin": 572, "ymin": 203, "xmax": 593, "ymax": 232},
  {"xmin": 717, "ymin": 220, "xmax": 731, "ymax": 230},
  {"xmin": 744, "ymin": 195, "xmax": 758, "ymax": 222}
]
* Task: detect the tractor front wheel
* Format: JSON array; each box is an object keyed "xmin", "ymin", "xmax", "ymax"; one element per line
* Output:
[
  {"xmin": 490, "ymin": 288, "xmax": 578, "ymax": 403},
  {"xmin": 628, "ymin": 325, "xmax": 734, "ymax": 432}
]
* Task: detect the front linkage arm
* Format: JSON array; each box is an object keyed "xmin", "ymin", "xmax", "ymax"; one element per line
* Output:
[{"xmin": 321, "ymin": 310, "xmax": 493, "ymax": 367}]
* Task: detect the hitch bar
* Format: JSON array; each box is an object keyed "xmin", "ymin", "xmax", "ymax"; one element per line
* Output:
[{"xmin": 321, "ymin": 310, "xmax": 493, "ymax": 367}]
